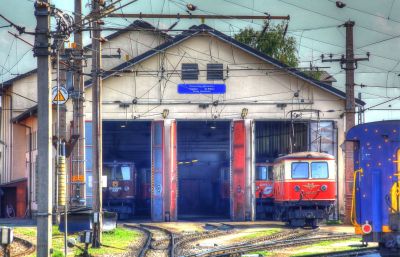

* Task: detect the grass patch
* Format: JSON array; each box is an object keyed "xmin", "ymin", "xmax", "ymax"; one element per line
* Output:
[
  {"xmin": 14, "ymin": 226, "xmax": 140, "ymax": 256},
  {"xmin": 291, "ymin": 237, "xmax": 363, "ymax": 256},
  {"xmin": 324, "ymin": 220, "xmax": 343, "ymax": 225},
  {"xmin": 13, "ymin": 227, "xmax": 37, "ymax": 238},
  {"xmin": 248, "ymin": 250, "xmax": 274, "ymax": 256},
  {"xmin": 78, "ymin": 228, "xmax": 140, "ymax": 256},
  {"xmin": 240, "ymin": 228, "xmax": 281, "ymax": 240}
]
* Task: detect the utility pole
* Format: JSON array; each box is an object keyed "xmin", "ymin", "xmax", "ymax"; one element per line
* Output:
[
  {"xmin": 71, "ymin": 0, "xmax": 86, "ymax": 206},
  {"xmin": 322, "ymin": 21, "xmax": 369, "ymax": 223},
  {"xmin": 91, "ymin": 0, "xmax": 103, "ymax": 247},
  {"xmin": 34, "ymin": 0, "xmax": 52, "ymax": 256}
]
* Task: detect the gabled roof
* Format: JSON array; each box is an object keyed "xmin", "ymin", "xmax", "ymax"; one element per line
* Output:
[
  {"xmin": 86, "ymin": 23, "xmax": 364, "ymax": 106},
  {"xmin": 12, "ymin": 105, "xmax": 38, "ymax": 123},
  {"xmin": 84, "ymin": 25, "xmax": 199, "ymax": 87},
  {"xmin": 1, "ymin": 68, "xmax": 37, "ymax": 88},
  {"xmin": 84, "ymin": 20, "xmax": 171, "ymax": 50},
  {"xmin": 7, "ymin": 23, "xmax": 366, "ymax": 123}
]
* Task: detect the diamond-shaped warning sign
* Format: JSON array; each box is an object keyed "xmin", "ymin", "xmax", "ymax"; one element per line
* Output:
[{"xmin": 52, "ymin": 86, "xmax": 69, "ymax": 105}]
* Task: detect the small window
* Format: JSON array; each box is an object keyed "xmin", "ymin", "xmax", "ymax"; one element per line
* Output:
[
  {"xmin": 115, "ymin": 165, "xmax": 131, "ymax": 181},
  {"xmin": 257, "ymin": 166, "xmax": 268, "ymax": 180},
  {"xmin": 291, "ymin": 162, "xmax": 309, "ymax": 179},
  {"xmin": 311, "ymin": 162, "xmax": 329, "ymax": 178},
  {"xmin": 257, "ymin": 166, "xmax": 273, "ymax": 181},
  {"xmin": 207, "ymin": 63, "xmax": 223, "ymax": 80},
  {"xmin": 181, "ymin": 63, "xmax": 199, "ymax": 80}
]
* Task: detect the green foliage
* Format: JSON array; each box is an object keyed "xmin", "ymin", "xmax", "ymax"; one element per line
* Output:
[
  {"xmin": 235, "ymin": 23, "xmax": 299, "ymax": 67},
  {"xmin": 325, "ymin": 220, "xmax": 343, "ymax": 225},
  {"xmin": 249, "ymin": 250, "xmax": 274, "ymax": 256},
  {"xmin": 74, "ymin": 227, "xmax": 140, "ymax": 256},
  {"xmin": 13, "ymin": 227, "xmax": 37, "ymax": 237},
  {"xmin": 303, "ymin": 70, "xmax": 323, "ymax": 81},
  {"xmin": 14, "ymin": 226, "xmax": 140, "ymax": 257},
  {"xmin": 240, "ymin": 228, "xmax": 281, "ymax": 240},
  {"xmin": 291, "ymin": 237, "xmax": 363, "ymax": 256}
]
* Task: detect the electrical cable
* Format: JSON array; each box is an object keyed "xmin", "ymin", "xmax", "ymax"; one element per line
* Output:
[
  {"xmin": 326, "ymin": 0, "xmax": 400, "ymax": 24},
  {"xmin": 277, "ymin": 0, "xmax": 398, "ymax": 37}
]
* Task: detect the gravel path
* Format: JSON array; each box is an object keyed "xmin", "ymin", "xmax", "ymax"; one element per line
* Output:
[{"xmin": 0, "ymin": 237, "xmax": 35, "ymax": 257}]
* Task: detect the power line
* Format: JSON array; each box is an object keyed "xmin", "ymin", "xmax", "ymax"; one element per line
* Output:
[
  {"xmin": 363, "ymin": 95, "xmax": 400, "ymax": 111},
  {"xmin": 277, "ymin": 0, "xmax": 398, "ymax": 37},
  {"xmin": 326, "ymin": 0, "xmax": 400, "ymax": 24}
]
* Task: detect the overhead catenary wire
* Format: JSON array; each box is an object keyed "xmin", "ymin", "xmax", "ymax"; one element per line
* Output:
[
  {"xmin": 2, "ymin": 0, "xmax": 399, "ymax": 117},
  {"xmin": 326, "ymin": 0, "xmax": 400, "ymax": 24},
  {"xmin": 277, "ymin": 0, "xmax": 399, "ymax": 37}
]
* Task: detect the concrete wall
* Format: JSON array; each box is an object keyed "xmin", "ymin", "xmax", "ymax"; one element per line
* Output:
[
  {"xmin": 9, "ymin": 74, "xmax": 38, "ymax": 118},
  {"xmin": 0, "ymin": 93, "xmax": 12, "ymax": 184},
  {"xmin": 11, "ymin": 124, "xmax": 26, "ymax": 181}
]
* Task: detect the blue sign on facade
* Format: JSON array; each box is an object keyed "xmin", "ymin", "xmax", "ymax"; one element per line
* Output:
[{"xmin": 178, "ymin": 84, "xmax": 226, "ymax": 94}]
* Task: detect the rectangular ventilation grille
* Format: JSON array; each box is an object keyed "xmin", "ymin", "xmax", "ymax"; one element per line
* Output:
[
  {"xmin": 181, "ymin": 63, "xmax": 199, "ymax": 80},
  {"xmin": 207, "ymin": 63, "xmax": 223, "ymax": 80}
]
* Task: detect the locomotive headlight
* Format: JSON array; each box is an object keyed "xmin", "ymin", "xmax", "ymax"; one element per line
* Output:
[
  {"xmin": 321, "ymin": 185, "xmax": 328, "ymax": 191},
  {"xmin": 294, "ymin": 185, "xmax": 301, "ymax": 192},
  {"xmin": 124, "ymin": 186, "xmax": 130, "ymax": 191}
]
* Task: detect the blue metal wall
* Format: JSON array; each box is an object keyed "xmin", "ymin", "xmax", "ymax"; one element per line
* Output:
[{"xmin": 347, "ymin": 121, "xmax": 400, "ymax": 231}]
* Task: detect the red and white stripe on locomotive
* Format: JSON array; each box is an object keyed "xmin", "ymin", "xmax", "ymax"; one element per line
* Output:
[{"xmin": 272, "ymin": 152, "xmax": 336, "ymax": 227}]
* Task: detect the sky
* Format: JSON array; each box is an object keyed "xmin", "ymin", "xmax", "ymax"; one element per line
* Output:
[{"xmin": 0, "ymin": 0, "xmax": 399, "ymax": 122}]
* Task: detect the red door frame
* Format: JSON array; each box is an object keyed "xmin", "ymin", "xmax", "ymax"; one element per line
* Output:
[{"xmin": 231, "ymin": 120, "xmax": 247, "ymax": 220}]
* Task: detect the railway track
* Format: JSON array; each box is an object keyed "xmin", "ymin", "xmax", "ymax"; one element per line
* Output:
[
  {"xmin": 299, "ymin": 247, "xmax": 380, "ymax": 257},
  {"xmin": 186, "ymin": 232, "xmax": 359, "ymax": 257},
  {"xmin": 173, "ymin": 223, "xmax": 235, "ymax": 256},
  {"xmin": 0, "ymin": 236, "xmax": 36, "ymax": 257},
  {"xmin": 124, "ymin": 223, "xmax": 175, "ymax": 257}
]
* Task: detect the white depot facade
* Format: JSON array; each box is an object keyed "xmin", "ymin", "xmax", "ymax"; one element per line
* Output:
[{"xmin": 0, "ymin": 20, "xmax": 363, "ymax": 220}]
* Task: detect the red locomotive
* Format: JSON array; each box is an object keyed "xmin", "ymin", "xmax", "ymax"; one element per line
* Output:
[
  {"xmin": 255, "ymin": 163, "xmax": 275, "ymax": 219},
  {"xmin": 136, "ymin": 168, "xmax": 151, "ymax": 216},
  {"xmin": 102, "ymin": 161, "xmax": 136, "ymax": 219},
  {"xmin": 272, "ymin": 152, "xmax": 336, "ymax": 227}
]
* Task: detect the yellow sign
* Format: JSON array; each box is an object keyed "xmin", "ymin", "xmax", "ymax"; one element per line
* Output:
[
  {"xmin": 52, "ymin": 86, "xmax": 69, "ymax": 105},
  {"xmin": 72, "ymin": 175, "xmax": 84, "ymax": 182},
  {"xmin": 54, "ymin": 90, "xmax": 66, "ymax": 101}
]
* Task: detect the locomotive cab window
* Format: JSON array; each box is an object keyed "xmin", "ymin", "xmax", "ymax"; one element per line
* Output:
[
  {"xmin": 256, "ymin": 166, "xmax": 273, "ymax": 181},
  {"xmin": 115, "ymin": 165, "xmax": 131, "ymax": 181},
  {"xmin": 257, "ymin": 166, "xmax": 267, "ymax": 180},
  {"xmin": 311, "ymin": 162, "xmax": 328, "ymax": 179},
  {"xmin": 291, "ymin": 162, "xmax": 309, "ymax": 179}
]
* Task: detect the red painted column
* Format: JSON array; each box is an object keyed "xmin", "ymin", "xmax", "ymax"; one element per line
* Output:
[{"xmin": 232, "ymin": 120, "xmax": 246, "ymax": 221}]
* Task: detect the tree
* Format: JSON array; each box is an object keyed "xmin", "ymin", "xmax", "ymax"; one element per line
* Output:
[{"xmin": 235, "ymin": 23, "xmax": 299, "ymax": 67}]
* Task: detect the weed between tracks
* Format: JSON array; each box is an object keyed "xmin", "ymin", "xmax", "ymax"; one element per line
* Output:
[
  {"xmin": 249, "ymin": 237, "xmax": 365, "ymax": 257},
  {"xmin": 240, "ymin": 228, "xmax": 282, "ymax": 240},
  {"xmin": 14, "ymin": 226, "xmax": 140, "ymax": 257}
]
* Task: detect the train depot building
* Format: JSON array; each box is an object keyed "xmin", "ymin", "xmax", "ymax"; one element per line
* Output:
[{"xmin": 0, "ymin": 21, "xmax": 364, "ymax": 221}]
